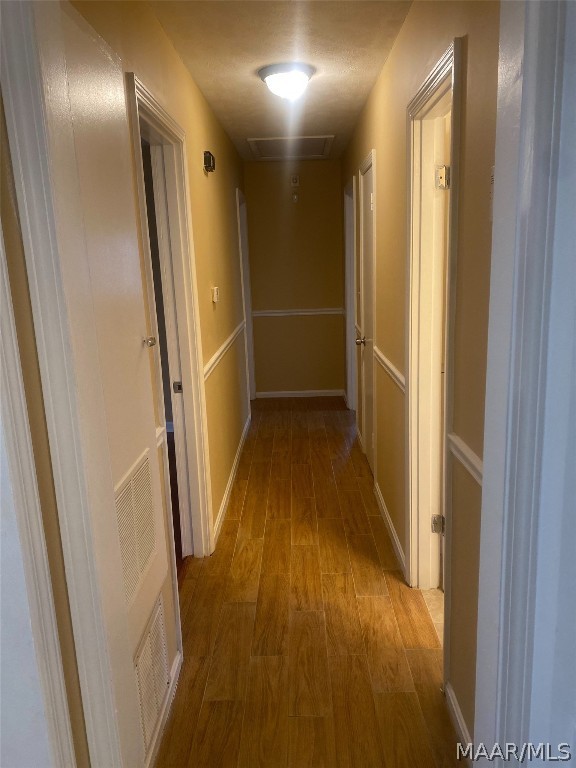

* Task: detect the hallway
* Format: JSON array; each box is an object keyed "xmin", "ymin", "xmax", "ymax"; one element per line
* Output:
[{"xmin": 156, "ymin": 398, "xmax": 458, "ymax": 767}]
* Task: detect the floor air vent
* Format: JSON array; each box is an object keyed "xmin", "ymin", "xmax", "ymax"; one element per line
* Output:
[{"xmin": 134, "ymin": 596, "xmax": 169, "ymax": 753}]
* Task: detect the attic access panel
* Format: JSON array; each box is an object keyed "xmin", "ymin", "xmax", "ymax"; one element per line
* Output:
[{"xmin": 247, "ymin": 135, "xmax": 335, "ymax": 161}]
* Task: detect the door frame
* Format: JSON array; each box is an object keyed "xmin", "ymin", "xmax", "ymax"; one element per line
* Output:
[
  {"xmin": 1, "ymin": 3, "xmax": 135, "ymax": 764},
  {"xmin": 475, "ymin": 0, "xmax": 575, "ymax": 746},
  {"xmin": 405, "ymin": 41, "xmax": 463, "ymax": 591},
  {"xmin": 126, "ymin": 74, "xmax": 213, "ymax": 559},
  {"xmin": 1, "ymin": 220, "xmax": 76, "ymax": 766},
  {"xmin": 358, "ymin": 150, "xmax": 376, "ymax": 467},
  {"xmin": 344, "ymin": 177, "xmax": 357, "ymax": 411},
  {"xmin": 235, "ymin": 188, "xmax": 256, "ymax": 403}
]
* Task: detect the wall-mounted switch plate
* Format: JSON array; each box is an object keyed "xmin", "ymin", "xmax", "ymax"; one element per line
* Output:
[{"xmin": 211, "ymin": 286, "xmax": 219, "ymax": 303}]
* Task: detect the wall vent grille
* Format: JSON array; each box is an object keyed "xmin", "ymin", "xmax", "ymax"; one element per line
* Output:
[
  {"xmin": 115, "ymin": 451, "xmax": 155, "ymax": 603},
  {"xmin": 247, "ymin": 135, "xmax": 334, "ymax": 160},
  {"xmin": 134, "ymin": 596, "xmax": 169, "ymax": 753}
]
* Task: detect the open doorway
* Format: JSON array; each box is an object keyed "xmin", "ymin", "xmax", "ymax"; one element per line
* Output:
[
  {"xmin": 406, "ymin": 43, "xmax": 462, "ymax": 650},
  {"xmin": 344, "ymin": 179, "xmax": 357, "ymax": 412},
  {"xmin": 141, "ymin": 140, "xmax": 184, "ymax": 573},
  {"xmin": 357, "ymin": 151, "xmax": 376, "ymax": 471},
  {"xmin": 126, "ymin": 74, "xmax": 214, "ymax": 578}
]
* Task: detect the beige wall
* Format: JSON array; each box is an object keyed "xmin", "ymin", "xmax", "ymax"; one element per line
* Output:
[
  {"xmin": 205, "ymin": 333, "xmax": 250, "ymax": 523},
  {"xmin": 1, "ymin": 99, "xmax": 91, "ymax": 768},
  {"xmin": 342, "ymin": 0, "xmax": 500, "ymax": 737},
  {"xmin": 73, "ymin": 0, "xmax": 247, "ymax": 518},
  {"xmin": 244, "ymin": 160, "xmax": 345, "ymax": 393}
]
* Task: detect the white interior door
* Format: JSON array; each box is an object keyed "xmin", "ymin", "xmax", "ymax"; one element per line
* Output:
[
  {"xmin": 344, "ymin": 181, "xmax": 357, "ymax": 411},
  {"xmin": 47, "ymin": 5, "xmax": 172, "ymax": 763},
  {"xmin": 359, "ymin": 159, "xmax": 375, "ymax": 470},
  {"xmin": 236, "ymin": 189, "xmax": 255, "ymax": 402}
]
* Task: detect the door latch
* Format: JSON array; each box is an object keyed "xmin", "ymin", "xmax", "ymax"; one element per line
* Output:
[{"xmin": 172, "ymin": 381, "xmax": 183, "ymax": 394}]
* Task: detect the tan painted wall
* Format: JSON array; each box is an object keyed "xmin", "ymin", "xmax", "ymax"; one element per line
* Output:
[
  {"xmin": 253, "ymin": 314, "xmax": 345, "ymax": 393},
  {"xmin": 72, "ymin": 0, "xmax": 247, "ymax": 517},
  {"xmin": 204, "ymin": 333, "xmax": 250, "ymax": 523},
  {"xmin": 342, "ymin": 0, "xmax": 500, "ymax": 737},
  {"xmin": 244, "ymin": 160, "xmax": 345, "ymax": 393},
  {"xmin": 1, "ymin": 98, "xmax": 91, "ymax": 768}
]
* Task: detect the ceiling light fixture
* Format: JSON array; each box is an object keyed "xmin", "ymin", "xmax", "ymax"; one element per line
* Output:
[{"xmin": 258, "ymin": 63, "xmax": 315, "ymax": 102}]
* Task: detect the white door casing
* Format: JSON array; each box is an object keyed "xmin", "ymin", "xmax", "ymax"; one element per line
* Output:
[
  {"xmin": 358, "ymin": 153, "xmax": 376, "ymax": 470},
  {"xmin": 406, "ymin": 41, "xmax": 462, "ymax": 594}
]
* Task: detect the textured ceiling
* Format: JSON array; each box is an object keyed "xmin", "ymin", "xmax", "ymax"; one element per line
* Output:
[{"xmin": 148, "ymin": 1, "xmax": 412, "ymax": 159}]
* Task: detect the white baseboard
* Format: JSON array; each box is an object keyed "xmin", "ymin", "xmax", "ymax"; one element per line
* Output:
[
  {"xmin": 374, "ymin": 481, "xmax": 406, "ymax": 576},
  {"xmin": 445, "ymin": 682, "xmax": 472, "ymax": 765},
  {"xmin": 255, "ymin": 389, "xmax": 346, "ymax": 399},
  {"xmin": 213, "ymin": 414, "xmax": 251, "ymax": 542},
  {"xmin": 145, "ymin": 651, "xmax": 182, "ymax": 768}
]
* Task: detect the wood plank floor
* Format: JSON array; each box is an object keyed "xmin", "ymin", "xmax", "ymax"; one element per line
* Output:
[{"xmin": 156, "ymin": 397, "xmax": 458, "ymax": 768}]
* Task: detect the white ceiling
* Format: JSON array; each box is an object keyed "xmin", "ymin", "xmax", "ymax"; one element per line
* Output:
[{"xmin": 148, "ymin": 1, "xmax": 412, "ymax": 160}]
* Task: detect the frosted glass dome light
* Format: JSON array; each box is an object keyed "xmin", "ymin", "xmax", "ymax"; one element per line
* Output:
[{"xmin": 258, "ymin": 63, "xmax": 315, "ymax": 102}]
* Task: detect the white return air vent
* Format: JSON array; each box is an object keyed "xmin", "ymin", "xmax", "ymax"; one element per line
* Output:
[
  {"xmin": 247, "ymin": 135, "xmax": 334, "ymax": 160},
  {"xmin": 134, "ymin": 596, "xmax": 169, "ymax": 753},
  {"xmin": 115, "ymin": 450, "xmax": 156, "ymax": 603}
]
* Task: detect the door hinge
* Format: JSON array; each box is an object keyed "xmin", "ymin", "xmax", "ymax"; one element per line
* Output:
[
  {"xmin": 370, "ymin": 192, "xmax": 374, "ymax": 211},
  {"xmin": 434, "ymin": 165, "xmax": 450, "ymax": 190},
  {"xmin": 172, "ymin": 381, "xmax": 183, "ymax": 394},
  {"xmin": 431, "ymin": 514, "xmax": 445, "ymax": 534}
]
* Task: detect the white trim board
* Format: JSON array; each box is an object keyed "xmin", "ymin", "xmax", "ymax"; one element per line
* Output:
[
  {"xmin": 1, "ymin": 223, "xmax": 76, "ymax": 766},
  {"xmin": 252, "ymin": 308, "xmax": 345, "ymax": 317},
  {"xmin": 203, "ymin": 321, "xmax": 245, "ymax": 380},
  {"xmin": 447, "ymin": 433, "xmax": 483, "ymax": 486},
  {"xmin": 373, "ymin": 346, "xmax": 406, "ymax": 392},
  {"xmin": 255, "ymin": 390, "xmax": 346, "ymax": 399},
  {"xmin": 374, "ymin": 482, "xmax": 406, "ymax": 577},
  {"xmin": 213, "ymin": 415, "xmax": 251, "ymax": 541}
]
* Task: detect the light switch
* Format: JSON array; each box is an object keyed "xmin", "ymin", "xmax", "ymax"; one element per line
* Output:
[{"xmin": 211, "ymin": 286, "xmax": 220, "ymax": 303}]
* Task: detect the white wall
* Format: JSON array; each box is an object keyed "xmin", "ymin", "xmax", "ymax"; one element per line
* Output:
[{"xmin": 0, "ymin": 416, "xmax": 54, "ymax": 768}]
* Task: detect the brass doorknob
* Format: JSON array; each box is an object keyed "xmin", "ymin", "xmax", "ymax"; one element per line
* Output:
[{"xmin": 355, "ymin": 337, "xmax": 366, "ymax": 346}]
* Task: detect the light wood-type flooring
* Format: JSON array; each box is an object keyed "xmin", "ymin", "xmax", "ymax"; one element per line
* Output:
[{"xmin": 156, "ymin": 398, "xmax": 459, "ymax": 768}]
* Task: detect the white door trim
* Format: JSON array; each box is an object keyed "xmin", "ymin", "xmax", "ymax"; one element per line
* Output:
[
  {"xmin": 475, "ymin": 0, "xmax": 575, "ymax": 748},
  {"xmin": 344, "ymin": 177, "xmax": 357, "ymax": 410},
  {"xmin": 236, "ymin": 188, "xmax": 256, "ymax": 403},
  {"xmin": 0, "ymin": 223, "xmax": 76, "ymax": 767},
  {"xmin": 405, "ymin": 41, "xmax": 463, "ymax": 594},
  {"xmin": 126, "ymin": 74, "xmax": 214, "ymax": 558},
  {"xmin": 1, "ymin": 3, "xmax": 125, "ymax": 764}
]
